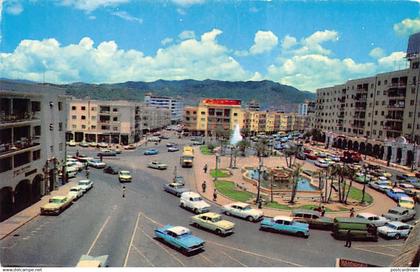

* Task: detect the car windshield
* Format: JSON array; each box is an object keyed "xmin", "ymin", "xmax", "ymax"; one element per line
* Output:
[
  {"xmin": 191, "ymin": 197, "xmax": 202, "ymax": 201},
  {"xmin": 242, "ymin": 205, "xmax": 251, "ymax": 210},
  {"xmin": 50, "ymin": 198, "xmax": 63, "ymax": 203},
  {"xmin": 388, "ymin": 209, "xmax": 400, "ymax": 215},
  {"xmin": 384, "ymin": 223, "xmax": 397, "ymax": 229},
  {"xmin": 212, "ymin": 216, "xmax": 221, "ymax": 222},
  {"xmin": 79, "ymin": 181, "xmax": 89, "ymax": 185},
  {"xmin": 120, "ymin": 171, "xmax": 130, "ymax": 175},
  {"xmin": 400, "ymin": 199, "xmax": 413, "ymax": 204},
  {"xmin": 70, "ymin": 188, "xmax": 78, "ymax": 192}
]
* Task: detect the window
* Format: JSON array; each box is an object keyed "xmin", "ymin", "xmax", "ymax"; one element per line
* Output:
[
  {"xmin": 32, "ymin": 150, "xmax": 41, "ymax": 161},
  {"xmin": 113, "ymin": 127, "xmax": 118, "ymax": 131},
  {"xmin": 34, "ymin": 126, "xmax": 41, "ymax": 136},
  {"xmin": 233, "ymin": 112, "xmax": 238, "ymax": 116},
  {"xmin": 50, "ymin": 145, "xmax": 54, "ymax": 153},
  {"xmin": 81, "ymin": 115, "xmax": 86, "ymax": 120},
  {"xmin": 378, "ymin": 80, "xmax": 381, "ymax": 86},
  {"xmin": 382, "ymin": 101, "xmax": 385, "ymax": 105},
  {"xmin": 72, "ymin": 106, "xmax": 76, "ymax": 110},
  {"xmin": 381, "ymin": 111, "xmax": 384, "ymax": 116},
  {"xmin": 378, "ymin": 130, "xmax": 382, "ymax": 136},
  {"xmin": 59, "ymin": 143, "xmax": 63, "ymax": 151},
  {"xmin": 113, "ymin": 117, "xmax": 118, "ymax": 121},
  {"xmin": 409, "ymin": 112, "xmax": 413, "ymax": 117},
  {"xmin": 375, "ymin": 101, "xmax": 379, "ymax": 106},
  {"xmin": 411, "ymin": 100, "xmax": 415, "ymax": 106},
  {"xmin": 81, "ymin": 125, "xmax": 86, "ymax": 129},
  {"xmin": 58, "ymin": 102, "xmax": 63, "ymax": 111},
  {"xmin": 375, "ymin": 111, "xmax": 378, "ymax": 116},
  {"xmin": 201, "ymin": 111, "xmax": 205, "ymax": 115},
  {"xmin": 0, "ymin": 157, "xmax": 12, "ymax": 173},
  {"xmin": 72, "ymin": 115, "xmax": 77, "ymax": 120},
  {"xmin": 91, "ymin": 125, "xmax": 96, "ymax": 129},
  {"xmin": 91, "ymin": 116, "xmax": 96, "ymax": 120},
  {"xmin": 59, "ymin": 122, "xmax": 63, "ymax": 131},
  {"xmin": 408, "ymin": 123, "xmax": 412, "ymax": 129},
  {"xmin": 81, "ymin": 106, "xmax": 86, "ymax": 110},
  {"xmin": 113, "ymin": 108, "xmax": 118, "ymax": 112},
  {"xmin": 91, "ymin": 107, "xmax": 96, "ymax": 111},
  {"xmin": 384, "ymin": 80, "xmax": 388, "ymax": 85},
  {"xmin": 72, "ymin": 125, "xmax": 76, "ymax": 129}
]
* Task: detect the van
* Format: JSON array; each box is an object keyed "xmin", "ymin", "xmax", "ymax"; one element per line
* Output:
[{"xmin": 332, "ymin": 217, "xmax": 378, "ymax": 241}]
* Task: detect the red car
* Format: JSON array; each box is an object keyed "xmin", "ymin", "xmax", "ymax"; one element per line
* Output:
[
  {"xmin": 306, "ymin": 153, "xmax": 318, "ymax": 160},
  {"xmin": 303, "ymin": 149, "xmax": 312, "ymax": 154},
  {"xmin": 415, "ymin": 172, "xmax": 420, "ymax": 179}
]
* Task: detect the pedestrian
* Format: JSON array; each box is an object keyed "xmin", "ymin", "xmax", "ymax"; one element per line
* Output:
[
  {"xmin": 76, "ymin": 150, "xmax": 79, "ymax": 157},
  {"xmin": 202, "ymin": 181, "xmax": 207, "ymax": 193},
  {"xmin": 203, "ymin": 164, "xmax": 208, "ymax": 174},
  {"xmin": 85, "ymin": 169, "xmax": 90, "ymax": 179},
  {"xmin": 321, "ymin": 206, "xmax": 326, "ymax": 217},
  {"xmin": 85, "ymin": 163, "xmax": 89, "ymax": 170},
  {"xmin": 349, "ymin": 207, "xmax": 355, "ymax": 218},
  {"xmin": 122, "ymin": 186, "xmax": 126, "ymax": 198},
  {"xmin": 213, "ymin": 189, "xmax": 217, "ymax": 201},
  {"xmin": 345, "ymin": 230, "xmax": 352, "ymax": 248}
]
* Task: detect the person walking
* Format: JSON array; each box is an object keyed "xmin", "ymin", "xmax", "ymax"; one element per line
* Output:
[
  {"xmin": 349, "ymin": 207, "xmax": 355, "ymax": 218},
  {"xmin": 203, "ymin": 164, "xmax": 208, "ymax": 174},
  {"xmin": 122, "ymin": 186, "xmax": 126, "ymax": 198},
  {"xmin": 202, "ymin": 181, "xmax": 207, "ymax": 193},
  {"xmin": 321, "ymin": 206, "xmax": 326, "ymax": 217},
  {"xmin": 85, "ymin": 169, "xmax": 90, "ymax": 179},
  {"xmin": 213, "ymin": 189, "xmax": 217, "ymax": 201},
  {"xmin": 345, "ymin": 230, "xmax": 352, "ymax": 248},
  {"xmin": 76, "ymin": 150, "xmax": 79, "ymax": 157}
]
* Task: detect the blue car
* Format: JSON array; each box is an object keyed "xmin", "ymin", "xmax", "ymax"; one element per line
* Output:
[
  {"xmin": 144, "ymin": 149, "xmax": 159, "ymax": 155},
  {"xmin": 386, "ymin": 188, "xmax": 409, "ymax": 201},
  {"xmin": 260, "ymin": 216, "xmax": 310, "ymax": 238},
  {"xmin": 154, "ymin": 225, "xmax": 205, "ymax": 254}
]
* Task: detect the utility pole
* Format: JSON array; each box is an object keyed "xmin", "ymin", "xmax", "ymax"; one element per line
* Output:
[
  {"xmin": 361, "ymin": 164, "xmax": 368, "ymax": 204},
  {"xmin": 256, "ymin": 156, "xmax": 263, "ymax": 205}
]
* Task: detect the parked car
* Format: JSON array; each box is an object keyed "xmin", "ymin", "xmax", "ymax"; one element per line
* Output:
[
  {"xmin": 103, "ymin": 166, "xmax": 119, "ymax": 175},
  {"xmin": 296, "ymin": 152, "xmax": 307, "ymax": 160},
  {"xmin": 369, "ymin": 180, "xmax": 392, "ymax": 191},
  {"xmin": 173, "ymin": 175, "xmax": 185, "ymax": 185},
  {"xmin": 377, "ymin": 184, "xmax": 393, "ymax": 193},
  {"xmin": 386, "ymin": 188, "xmax": 409, "ymax": 201},
  {"xmin": 353, "ymin": 172, "xmax": 373, "ymax": 184},
  {"xmin": 144, "ymin": 149, "xmax": 159, "ymax": 155},
  {"xmin": 332, "ymin": 217, "xmax": 378, "ymax": 241},
  {"xmin": 356, "ymin": 213, "xmax": 389, "ymax": 227},
  {"xmin": 79, "ymin": 141, "xmax": 89, "ymax": 147},
  {"xmin": 97, "ymin": 149, "xmax": 116, "ymax": 157},
  {"xmin": 399, "ymin": 183, "xmax": 415, "ymax": 190},
  {"xmin": 60, "ymin": 165, "xmax": 78, "ymax": 179},
  {"xmin": 118, "ymin": 170, "xmax": 132, "ymax": 182},
  {"xmin": 97, "ymin": 142, "xmax": 108, "ymax": 148},
  {"xmin": 291, "ymin": 209, "xmax": 333, "ymax": 230},
  {"xmin": 316, "ymin": 152, "xmax": 327, "ymax": 158},
  {"xmin": 168, "ymin": 146, "xmax": 180, "ymax": 152},
  {"xmin": 78, "ymin": 179, "xmax": 93, "ymax": 193},
  {"xmin": 89, "ymin": 142, "xmax": 98, "ymax": 147},
  {"xmin": 66, "ymin": 159, "xmax": 84, "ymax": 171},
  {"xmin": 398, "ymin": 196, "xmax": 415, "ymax": 209},
  {"xmin": 76, "ymin": 255, "xmax": 109, "ymax": 267},
  {"xmin": 260, "ymin": 216, "xmax": 310, "ymax": 238},
  {"xmin": 154, "ymin": 225, "xmax": 205, "ymax": 254},
  {"xmin": 166, "ymin": 142, "xmax": 175, "ymax": 147},
  {"xmin": 377, "ymin": 221, "xmax": 413, "ymax": 239},
  {"xmin": 382, "ymin": 207, "xmax": 416, "ymax": 222},
  {"xmin": 222, "ymin": 202, "xmax": 263, "ymax": 222},
  {"xmin": 87, "ymin": 159, "xmax": 106, "ymax": 168},
  {"xmin": 160, "ymin": 135, "xmax": 170, "ymax": 140},
  {"xmin": 148, "ymin": 161, "xmax": 168, "ymax": 170},
  {"xmin": 124, "ymin": 144, "xmax": 136, "ymax": 150},
  {"xmin": 163, "ymin": 182, "xmax": 189, "ymax": 197},
  {"xmin": 68, "ymin": 140, "xmax": 76, "ymax": 147},
  {"xmin": 180, "ymin": 192, "xmax": 211, "ymax": 214},
  {"xmin": 315, "ymin": 159, "xmax": 329, "ymax": 168},
  {"xmin": 68, "ymin": 186, "xmax": 84, "ymax": 201},
  {"xmin": 191, "ymin": 212, "xmax": 235, "ymax": 236},
  {"xmin": 328, "ymin": 155, "xmax": 341, "ymax": 162},
  {"xmin": 75, "ymin": 154, "xmax": 94, "ymax": 162},
  {"xmin": 40, "ymin": 196, "xmax": 72, "ymax": 215}
]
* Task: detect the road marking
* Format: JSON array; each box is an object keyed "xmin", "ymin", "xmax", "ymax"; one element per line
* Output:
[
  {"xmin": 207, "ymin": 240, "xmax": 302, "ymax": 267},
  {"xmin": 132, "ymin": 244, "xmax": 155, "ymax": 267},
  {"xmin": 353, "ymin": 246, "xmax": 397, "ymax": 257},
  {"xmin": 86, "ymin": 215, "xmax": 111, "ymax": 255},
  {"xmin": 199, "ymin": 254, "xmax": 213, "ymax": 265},
  {"xmin": 140, "ymin": 212, "xmax": 163, "ymax": 227},
  {"xmin": 123, "ymin": 212, "xmax": 141, "ymax": 267},
  {"xmin": 139, "ymin": 228, "xmax": 185, "ymax": 267},
  {"xmin": 218, "ymin": 250, "xmax": 247, "ymax": 267}
]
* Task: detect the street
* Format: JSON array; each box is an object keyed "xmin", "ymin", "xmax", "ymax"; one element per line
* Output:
[{"xmin": 0, "ymin": 137, "xmax": 411, "ymax": 267}]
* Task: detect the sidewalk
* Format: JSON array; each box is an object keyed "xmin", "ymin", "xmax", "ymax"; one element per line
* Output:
[
  {"xmin": 0, "ymin": 179, "xmax": 78, "ymax": 240},
  {"xmin": 192, "ymin": 146, "xmax": 396, "ymax": 219}
]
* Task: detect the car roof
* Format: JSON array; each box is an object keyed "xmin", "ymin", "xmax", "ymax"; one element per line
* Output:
[
  {"xmin": 182, "ymin": 191, "xmax": 200, "ymax": 197},
  {"xmin": 389, "ymin": 206, "xmax": 407, "ymax": 212},
  {"xmin": 273, "ymin": 216, "xmax": 293, "ymax": 222},
  {"xmin": 200, "ymin": 212, "xmax": 220, "ymax": 219},
  {"xmin": 357, "ymin": 212, "xmax": 378, "ymax": 218},
  {"xmin": 399, "ymin": 196, "xmax": 414, "ymax": 201},
  {"xmin": 386, "ymin": 221, "xmax": 408, "ymax": 227},
  {"xmin": 292, "ymin": 209, "xmax": 321, "ymax": 216},
  {"xmin": 52, "ymin": 196, "xmax": 67, "ymax": 200},
  {"xmin": 231, "ymin": 202, "xmax": 249, "ymax": 208},
  {"xmin": 168, "ymin": 226, "xmax": 190, "ymax": 235}
]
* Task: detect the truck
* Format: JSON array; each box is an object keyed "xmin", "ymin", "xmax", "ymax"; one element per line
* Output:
[{"xmin": 180, "ymin": 146, "xmax": 194, "ymax": 167}]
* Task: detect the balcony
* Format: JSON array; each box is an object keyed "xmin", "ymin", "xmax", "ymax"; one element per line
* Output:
[
  {"xmin": 389, "ymin": 82, "xmax": 407, "ymax": 88},
  {"xmin": 355, "ymin": 96, "xmax": 367, "ymax": 102},
  {"xmin": 384, "ymin": 126, "xmax": 402, "ymax": 132},
  {"xmin": 387, "ymin": 104, "xmax": 405, "ymax": 110},
  {"xmin": 385, "ymin": 115, "xmax": 403, "ymax": 121},
  {"xmin": 0, "ymin": 111, "xmax": 40, "ymax": 126},
  {"xmin": 388, "ymin": 91, "xmax": 406, "ymax": 98},
  {"xmin": 0, "ymin": 136, "xmax": 41, "ymax": 157}
]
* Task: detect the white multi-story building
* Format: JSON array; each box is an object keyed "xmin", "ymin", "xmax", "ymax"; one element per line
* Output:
[
  {"xmin": 298, "ymin": 103, "xmax": 308, "ymax": 116},
  {"xmin": 144, "ymin": 93, "xmax": 183, "ymax": 124},
  {"xmin": 0, "ymin": 82, "xmax": 67, "ymax": 222}
]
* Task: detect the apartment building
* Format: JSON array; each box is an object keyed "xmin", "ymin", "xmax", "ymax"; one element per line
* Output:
[
  {"xmin": 183, "ymin": 99, "xmax": 244, "ymax": 136},
  {"xmin": 298, "ymin": 103, "xmax": 308, "ymax": 116},
  {"xmin": 313, "ymin": 32, "xmax": 420, "ymax": 168},
  {"xmin": 67, "ymin": 99, "xmax": 171, "ymax": 144},
  {"xmin": 0, "ymin": 83, "xmax": 67, "ymax": 222},
  {"xmin": 144, "ymin": 93, "xmax": 183, "ymax": 124}
]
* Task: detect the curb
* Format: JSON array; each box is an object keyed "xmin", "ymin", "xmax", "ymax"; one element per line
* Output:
[{"xmin": 0, "ymin": 213, "xmax": 40, "ymax": 240}]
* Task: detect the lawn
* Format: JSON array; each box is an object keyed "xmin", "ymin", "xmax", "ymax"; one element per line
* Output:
[
  {"xmin": 200, "ymin": 145, "xmax": 214, "ymax": 155},
  {"xmin": 346, "ymin": 185, "xmax": 373, "ymax": 204},
  {"xmin": 210, "ymin": 169, "xmax": 231, "ymax": 178},
  {"xmin": 215, "ymin": 180, "xmax": 254, "ymax": 202}
]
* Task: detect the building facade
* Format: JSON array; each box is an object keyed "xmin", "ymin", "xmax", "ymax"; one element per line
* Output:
[
  {"xmin": 0, "ymin": 85, "xmax": 67, "ymax": 222},
  {"xmin": 67, "ymin": 99, "xmax": 171, "ymax": 144},
  {"xmin": 313, "ymin": 32, "xmax": 420, "ymax": 168},
  {"xmin": 144, "ymin": 93, "xmax": 183, "ymax": 124},
  {"xmin": 298, "ymin": 103, "xmax": 308, "ymax": 116}
]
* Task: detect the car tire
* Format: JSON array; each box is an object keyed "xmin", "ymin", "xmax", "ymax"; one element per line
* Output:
[
  {"xmin": 215, "ymin": 229, "xmax": 222, "ymax": 236},
  {"xmin": 192, "ymin": 222, "xmax": 199, "ymax": 228},
  {"xmin": 297, "ymin": 232, "xmax": 306, "ymax": 238},
  {"xmin": 224, "ymin": 211, "xmax": 230, "ymax": 216},
  {"xmin": 395, "ymin": 234, "xmax": 401, "ymax": 240},
  {"xmin": 194, "ymin": 208, "xmax": 199, "ymax": 214},
  {"xmin": 246, "ymin": 216, "xmax": 254, "ymax": 222},
  {"xmin": 180, "ymin": 202, "xmax": 185, "ymax": 208}
]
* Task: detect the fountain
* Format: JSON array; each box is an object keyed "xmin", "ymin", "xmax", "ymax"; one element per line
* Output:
[{"xmin": 230, "ymin": 124, "xmax": 243, "ymax": 146}]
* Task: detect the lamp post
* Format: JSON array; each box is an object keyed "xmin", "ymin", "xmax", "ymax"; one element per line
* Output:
[
  {"xmin": 214, "ymin": 153, "xmax": 220, "ymax": 182},
  {"xmin": 256, "ymin": 157, "xmax": 263, "ymax": 205},
  {"xmin": 361, "ymin": 163, "xmax": 368, "ymax": 204}
]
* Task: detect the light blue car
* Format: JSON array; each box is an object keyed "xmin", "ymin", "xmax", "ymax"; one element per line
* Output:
[
  {"xmin": 386, "ymin": 188, "xmax": 409, "ymax": 201},
  {"xmin": 154, "ymin": 225, "xmax": 205, "ymax": 254},
  {"xmin": 144, "ymin": 148, "xmax": 159, "ymax": 155},
  {"xmin": 260, "ymin": 216, "xmax": 310, "ymax": 238}
]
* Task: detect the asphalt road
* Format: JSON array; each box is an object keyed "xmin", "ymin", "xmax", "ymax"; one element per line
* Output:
[{"xmin": 0, "ymin": 136, "xmax": 412, "ymax": 267}]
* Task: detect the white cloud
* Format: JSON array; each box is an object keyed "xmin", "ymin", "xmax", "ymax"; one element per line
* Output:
[
  {"xmin": 5, "ymin": 0, "xmax": 24, "ymax": 15},
  {"xmin": 377, "ymin": 51, "xmax": 407, "ymax": 70},
  {"xmin": 111, "ymin": 10, "xmax": 143, "ymax": 24},
  {"xmin": 178, "ymin": 30, "xmax": 195, "ymax": 40},
  {"xmin": 369, "ymin": 47, "xmax": 385, "ymax": 59},
  {"xmin": 161, "ymin": 37, "xmax": 173, "ymax": 46},
  {"xmin": 291, "ymin": 30, "xmax": 339, "ymax": 56},
  {"xmin": 176, "ymin": 8, "xmax": 187, "ymax": 15},
  {"xmin": 171, "ymin": 0, "xmax": 205, "ymax": 6},
  {"xmin": 249, "ymin": 31, "xmax": 278, "ymax": 55},
  {"xmin": 59, "ymin": 0, "xmax": 129, "ymax": 12},
  {"xmin": 0, "ymin": 30, "xmax": 253, "ymax": 83},
  {"xmin": 281, "ymin": 35, "xmax": 297, "ymax": 50},
  {"xmin": 394, "ymin": 17, "xmax": 420, "ymax": 36}
]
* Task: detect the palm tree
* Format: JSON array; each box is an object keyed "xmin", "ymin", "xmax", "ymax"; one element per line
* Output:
[
  {"xmin": 289, "ymin": 163, "xmax": 303, "ymax": 204},
  {"xmin": 237, "ymin": 139, "xmax": 250, "ymax": 156},
  {"xmin": 284, "ymin": 143, "xmax": 298, "ymax": 168},
  {"xmin": 343, "ymin": 166, "xmax": 356, "ymax": 204},
  {"xmin": 255, "ymin": 138, "xmax": 269, "ymax": 158}
]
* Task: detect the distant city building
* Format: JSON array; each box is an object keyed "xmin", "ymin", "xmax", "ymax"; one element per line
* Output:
[
  {"xmin": 246, "ymin": 100, "xmax": 260, "ymax": 111},
  {"xmin": 144, "ymin": 93, "xmax": 183, "ymax": 124},
  {"xmin": 67, "ymin": 99, "xmax": 170, "ymax": 144},
  {"xmin": 313, "ymin": 32, "xmax": 420, "ymax": 168},
  {"xmin": 298, "ymin": 103, "xmax": 308, "ymax": 116},
  {"xmin": 0, "ymin": 84, "xmax": 67, "ymax": 222}
]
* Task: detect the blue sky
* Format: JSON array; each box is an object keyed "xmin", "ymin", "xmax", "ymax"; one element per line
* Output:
[{"xmin": 1, "ymin": 0, "xmax": 420, "ymax": 91}]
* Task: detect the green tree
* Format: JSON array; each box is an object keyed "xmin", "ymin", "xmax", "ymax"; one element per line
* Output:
[
  {"xmin": 283, "ymin": 143, "xmax": 298, "ymax": 168},
  {"xmin": 237, "ymin": 139, "xmax": 251, "ymax": 156},
  {"xmin": 289, "ymin": 163, "xmax": 303, "ymax": 204}
]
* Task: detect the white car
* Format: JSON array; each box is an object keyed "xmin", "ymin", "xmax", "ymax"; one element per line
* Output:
[
  {"xmin": 66, "ymin": 159, "xmax": 84, "ymax": 171},
  {"xmin": 148, "ymin": 161, "xmax": 168, "ymax": 170},
  {"xmin": 78, "ymin": 179, "xmax": 93, "ymax": 192},
  {"xmin": 222, "ymin": 202, "xmax": 263, "ymax": 222},
  {"xmin": 378, "ymin": 221, "xmax": 412, "ymax": 239},
  {"xmin": 68, "ymin": 140, "xmax": 76, "ymax": 147},
  {"xmin": 68, "ymin": 186, "xmax": 84, "ymax": 201},
  {"xmin": 328, "ymin": 155, "xmax": 341, "ymax": 162},
  {"xmin": 168, "ymin": 146, "xmax": 180, "ymax": 152},
  {"xmin": 180, "ymin": 192, "xmax": 211, "ymax": 214},
  {"xmin": 97, "ymin": 142, "xmax": 108, "ymax": 148},
  {"xmin": 87, "ymin": 159, "xmax": 106, "ymax": 168},
  {"xmin": 314, "ymin": 159, "xmax": 329, "ymax": 168},
  {"xmin": 356, "ymin": 212, "xmax": 389, "ymax": 227},
  {"xmin": 79, "ymin": 141, "xmax": 89, "ymax": 147}
]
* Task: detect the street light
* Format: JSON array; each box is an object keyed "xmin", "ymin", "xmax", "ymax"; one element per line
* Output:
[
  {"xmin": 361, "ymin": 163, "xmax": 368, "ymax": 204},
  {"xmin": 256, "ymin": 158, "xmax": 263, "ymax": 206},
  {"xmin": 214, "ymin": 153, "xmax": 220, "ymax": 182}
]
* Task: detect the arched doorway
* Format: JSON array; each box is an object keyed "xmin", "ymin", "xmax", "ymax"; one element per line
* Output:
[
  {"xmin": 0, "ymin": 187, "xmax": 14, "ymax": 222},
  {"xmin": 373, "ymin": 144, "xmax": 380, "ymax": 158},
  {"xmin": 343, "ymin": 139, "xmax": 348, "ymax": 149},
  {"xmin": 407, "ymin": 150, "xmax": 414, "ymax": 167},
  {"xmin": 353, "ymin": 141, "xmax": 359, "ymax": 151},
  {"xmin": 396, "ymin": 148, "xmax": 402, "ymax": 163},
  {"xmin": 32, "ymin": 175, "xmax": 43, "ymax": 203},
  {"xmin": 347, "ymin": 140, "xmax": 353, "ymax": 150},
  {"xmin": 366, "ymin": 143, "xmax": 373, "ymax": 156},
  {"xmin": 337, "ymin": 138, "xmax": 343, "ymax": 149},
  {"xmin": 14, "ymin": 179, "xmax": 31, "ymax": 213},
  {"xmin": 359, "ymin": 142, "xmax": 366, "ymax": 154}
]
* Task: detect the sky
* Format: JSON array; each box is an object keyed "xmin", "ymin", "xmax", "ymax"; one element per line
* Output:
[{"xmin": 1, "ymin": 0, "xmax": 420, "ymax": 92}]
